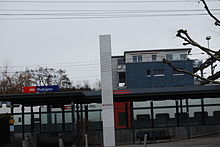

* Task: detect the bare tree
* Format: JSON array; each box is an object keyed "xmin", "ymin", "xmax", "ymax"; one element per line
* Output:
[
  {"xmin": 163, "ymin": 0, "xmax": 220, "ymax": 85},
  {"xmin": 0, "ymin": 66, "xmax": 73, "ymax": 94},
  {"xmin": 26, "ymin": 67, "xmax": 72, "ymax": 88}
]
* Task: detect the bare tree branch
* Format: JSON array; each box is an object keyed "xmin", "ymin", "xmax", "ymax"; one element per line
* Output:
[
  {"xmin": 200, "ymin": 0, "xmax": 220, "ymax": 26},
  {"xmin": 163, "ymin": 58, "xmax": 220, "ymax": 85},
  {"xmin": 176, "ymin": 29, "xmax": 220, "ymax": 61},
  {"xmin": 201, "ymin": 71, "xmax": 220, "ymax": 85}
]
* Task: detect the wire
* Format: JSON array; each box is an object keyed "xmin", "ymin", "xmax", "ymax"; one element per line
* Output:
[
  {"xmin": 0, "ymin": 0, "xmax": 217, "ymax": 4},
  {"xmin": 1, "ymin": 9, "xmax": 220, "ymax": 16},
  {"xmin": 0, "ymin": 12, "xmax": 219, "ymax": 20},
  {"xmin": 0, "ymin": 61, "xmax": 100, "ymax": 68},
  {"xmin": 1, "ymin": 8, "xmax": 220, "ymax": 12}
]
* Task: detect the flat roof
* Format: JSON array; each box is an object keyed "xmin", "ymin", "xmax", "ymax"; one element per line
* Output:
[
  {"xmin": 0, "ymin": 85, "xmax": 220, "ymax": 106},
  {"xmin": 124, "ymin": 48, "xmax": 192, "ymax": 54}
]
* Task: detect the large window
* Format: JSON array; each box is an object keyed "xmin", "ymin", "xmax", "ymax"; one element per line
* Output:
[
  {"xmin": 154, "ymin": 69, "xmax": 165, "ymax": 76},
  {"xmin": 132, "ymin": 55, "xmax": 142, "ymax": 63}
]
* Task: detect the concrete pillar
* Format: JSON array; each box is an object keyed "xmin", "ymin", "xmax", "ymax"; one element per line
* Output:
[{"xmin": 99, "ymin": 35, "xmax": 115, "ymax": 147}]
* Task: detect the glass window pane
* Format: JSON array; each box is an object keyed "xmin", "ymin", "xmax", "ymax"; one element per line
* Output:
[
  {"xmin": 133, "ymin": 101, "xmax": 149, "ymax": 108},
  {"xmin": 152, "ymin": 55, "xmax": 157, "ymax": 61},
  {"xmin": 204, "ymin": 98, "xmax": 220, "ymax": 104},
  {"xmin": 133, "ymin": 109, "xmax": 151, "ymax": 128}
]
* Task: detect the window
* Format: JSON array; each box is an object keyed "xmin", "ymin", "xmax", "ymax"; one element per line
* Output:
[
  {"xmin": 152, "ymin": 55, "xmax": 157, "ymax": 61},
  {"xmin": 146, "ymin": 70, "xmax": 151, "ymax": 77},
  {"xmin": 119, "ymin": 72, "xmax": 126, "ymax": 83},
  {"xmin": 166, "ymin": 53, "xmax": 173, "ymax": 60},
  {"xmin": 180, "ymin": 54, "xmax": 187, "ymax": 60},
  {"xmin": 154, "ymin": 69, "xmax": 165, "ymax": 76},
  {"xmin": 117, "ymin": 58, "xmax": 124, "ymax": 65},
  {"xmin": 132, "ymin": 55, "xmax": 142, "ymax": 63}
]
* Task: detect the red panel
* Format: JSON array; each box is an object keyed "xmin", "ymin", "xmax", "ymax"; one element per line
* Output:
[
  {"xmin": 22, "ymin": 86, "xmax": 36, "ymax": 93},
  {"xmin": 113, "ymin": 89, "xmax": 131, "ymax": 94},
  {"xmin": 114, "ymin": 102, "xmax": 131, "ymax": 129}
]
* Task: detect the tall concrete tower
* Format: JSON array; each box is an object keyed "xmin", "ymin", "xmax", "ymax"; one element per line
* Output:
[{"xmin": 99, "ymin": 35, "xmax": 116, "ymax": 147}]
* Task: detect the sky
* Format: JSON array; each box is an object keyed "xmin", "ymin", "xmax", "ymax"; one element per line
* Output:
[{"xmin": 0, "ymin": 0, "xmax": 220, "ymax": 86}]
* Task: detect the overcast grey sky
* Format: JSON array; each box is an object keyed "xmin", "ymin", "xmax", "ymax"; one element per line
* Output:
[{"xmin": 0, "ymin": 0, "xmax": 219, "ymax": 85}]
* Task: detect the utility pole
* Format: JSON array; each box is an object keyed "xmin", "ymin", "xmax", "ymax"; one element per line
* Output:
[{"xmin": 206, "ymin": 36, "xmax": 214, "ymax": 76}]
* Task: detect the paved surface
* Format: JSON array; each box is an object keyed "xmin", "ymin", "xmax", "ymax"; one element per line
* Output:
[
  {"xmin": 117, "ymin": 134, "xmax": 220, "ymax": 147},
  {"xmin": 2, "ymin": 133, "xmax": 220, "ymax": 147}
]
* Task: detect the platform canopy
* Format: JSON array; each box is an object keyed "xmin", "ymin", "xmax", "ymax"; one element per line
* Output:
[{"xmin": 0, "ymin": 85, "xmax": 220, "ymax": 106}]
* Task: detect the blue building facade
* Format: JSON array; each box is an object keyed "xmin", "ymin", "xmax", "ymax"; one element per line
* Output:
[
  {"xmin": 126, "ymin": 60, "xmax": 194, "ymax": 88},
  {"xmin": 112, "ymin": 48, "xmax": 196, "ymax": 89}
]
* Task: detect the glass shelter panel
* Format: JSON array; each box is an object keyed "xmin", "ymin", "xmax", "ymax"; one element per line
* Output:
[{"xmin": 133, "ymin": 109, "xmax": 151, "ymax": 128}]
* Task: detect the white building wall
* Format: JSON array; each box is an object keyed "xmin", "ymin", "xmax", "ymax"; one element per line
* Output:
[{"xmin": 125, "ymin": 50, "xmax": 189, "ymax": 63}]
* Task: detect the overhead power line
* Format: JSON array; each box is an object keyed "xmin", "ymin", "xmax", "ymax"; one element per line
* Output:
[
  {"xmin": 0, "ymin": 61, "xmax": 100, "ymax": 69},
  {"xmin": 0, "ymin": 0, "xmax": 218, "ymax": 4},
  {"xmin": 0, "ymin": 9, "xmax": 220, "ymax": 14},
  {"xmin": 0, "ymin": 12, "xmax": 220, "ymax": 20},
  {"xmin": 1, "ymin": 8, "xmax": 220, "ymax": 12}
]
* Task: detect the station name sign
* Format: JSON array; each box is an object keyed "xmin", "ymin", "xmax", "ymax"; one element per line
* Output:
[{"xmin": 22, "ymin": 85, "xmax": 59, "ymax": 93}]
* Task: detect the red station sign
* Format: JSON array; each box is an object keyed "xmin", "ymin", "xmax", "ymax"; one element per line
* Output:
[{"xmin": 22, "ymin": 86, "xmax": 37, "ymax": 93}]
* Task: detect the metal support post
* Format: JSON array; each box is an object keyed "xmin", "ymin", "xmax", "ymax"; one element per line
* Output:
[
  {"xmin": 76, "ymin": 104, "xmax": 80, "ymax": 145},
  {"xmin": 175, "ymin": 100, "xmax": 180, "ymax": 126},
  {"xmin": 143, "ymin": 134, "xmax": 147, "ymax": 147},
  {"xmin": 150, "ymin": 101, "xmax": 154, "ymax": 128},
  {"xmin": 80, "ymin": 104, "xmax": 83, "ymax": 133},
  {"xmin": 39, "ymin": 107, "xmax": 42, "ymax": 133},
  {"xmin": 185, "ymin": 99, "xmax": 191, "ymax": 139},
  {"xmin": 130, "ymin": 100, "xmax": 135, "ymax": 144},
  {"xmin": 180, "ymin": 99, "xmax": 183, "ymax": 114},
  {"xmin": 30, "ymin": 105, "xmax": 34, "ymax": 134},
  {"xmin": 62, "ymin": 105, "xmax": 65, "ymax": 132},
  {"xmin": 71, "ymin": 101, "xmax": 75, "ymax": 145},
  {"xmin": 47, "ymin": 105, "xmax": 52, "ymax": 132},
  {"xmin": 85, "ymin": 104, "xmax": 88, "ymax": 133},
  {"xmin": 22, "ymin": 105, "xmax": 25, "ymax": 140},
  {"xmin": 201, "ymin": 99, "xmax": 205, "ymax": 125},
  {"xmin": 85, "ymin": 134, "xmax": 88, "ymax": 147}
]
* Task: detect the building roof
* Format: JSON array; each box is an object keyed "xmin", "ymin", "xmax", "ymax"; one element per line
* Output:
[
  {"xmin": 124, "ymin": 48, "xmax": 192, "ymax": 55},
  {"xmin": 112, "ymin": 55, "xmax": 124, "ymax": 58}
]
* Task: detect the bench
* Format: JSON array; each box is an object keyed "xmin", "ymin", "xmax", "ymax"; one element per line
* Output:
[{"xmin": 136, "ymin": 130, "xmax": 171, "ymax": 143}]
